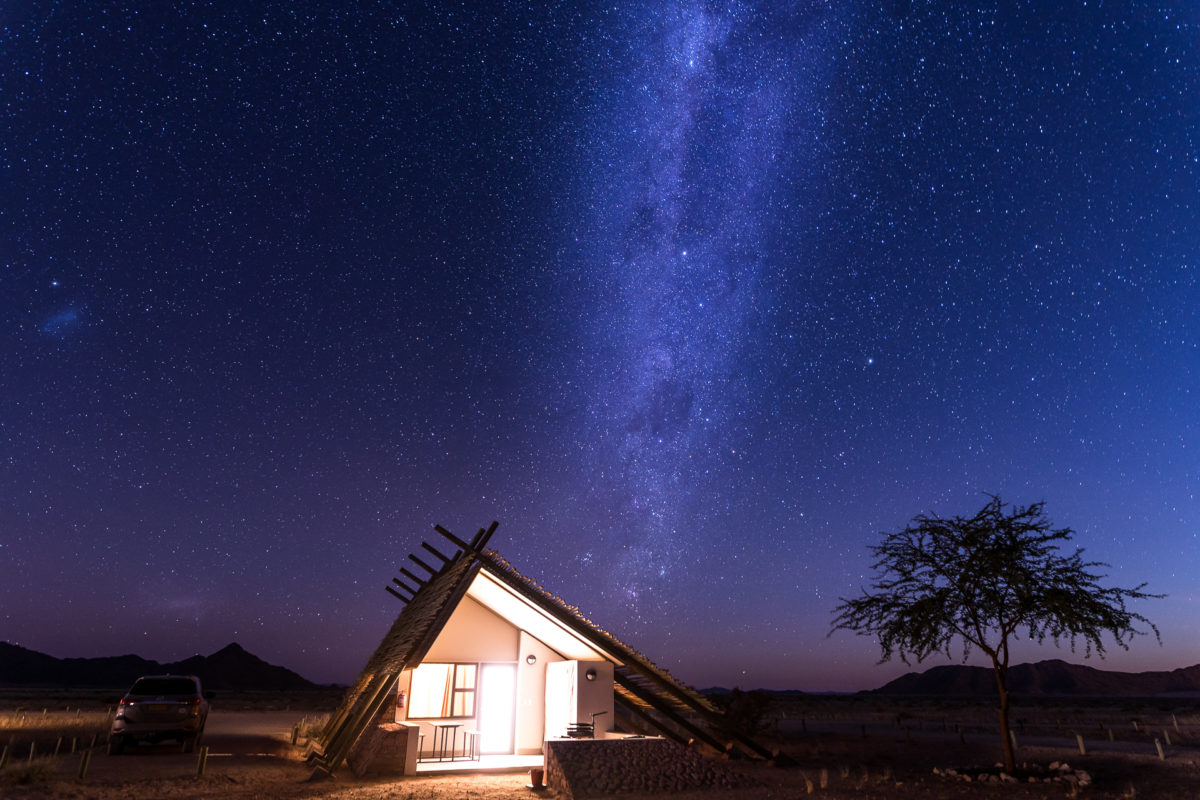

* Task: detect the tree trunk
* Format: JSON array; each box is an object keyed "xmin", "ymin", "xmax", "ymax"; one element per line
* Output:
[{"xmin": 992, "ymin": 659, "xmax": 1016, "ymax": 773}]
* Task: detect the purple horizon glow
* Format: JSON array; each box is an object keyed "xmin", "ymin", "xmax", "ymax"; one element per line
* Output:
[{"xmin": 2, "ymin": 2, "xmax": 1197, "ymax": 692}]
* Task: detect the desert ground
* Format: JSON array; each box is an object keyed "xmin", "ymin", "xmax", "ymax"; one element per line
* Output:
[{"xmin": 1, "ymin": 691, "xmax": 1197, "ymax": 799}]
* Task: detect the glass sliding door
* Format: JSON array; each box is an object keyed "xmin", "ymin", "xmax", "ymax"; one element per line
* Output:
[{"xmin": 478, "ymin": 663, "xmax": 516, "ymax": 754}]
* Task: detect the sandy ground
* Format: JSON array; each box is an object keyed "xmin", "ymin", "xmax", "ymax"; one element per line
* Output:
[
  {"xmin": 3, "ymin": 703, "xmax": 1198, "ymax": 799},
  {"xmin": 1, "ymin": 710, "xmax": 549, "ymax": 800}
]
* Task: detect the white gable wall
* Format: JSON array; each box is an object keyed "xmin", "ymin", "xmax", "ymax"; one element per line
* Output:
[{"xmin": 423, "ymin": 595, "xmax": 519, "ymax": 662}]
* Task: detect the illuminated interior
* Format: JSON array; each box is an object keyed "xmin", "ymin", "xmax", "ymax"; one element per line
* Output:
[
  {"xmin": 408, "ymin": 663, "xmax": 477, "ymax": 718},
  {"xmin": 479, "ymin": 663, "xmax": 516, "ymax": 753}
]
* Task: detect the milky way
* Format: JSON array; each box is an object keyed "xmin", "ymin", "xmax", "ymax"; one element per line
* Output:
[{"xmin": 571, "ymin": 3, "xmax": 832, "ymax": 613}]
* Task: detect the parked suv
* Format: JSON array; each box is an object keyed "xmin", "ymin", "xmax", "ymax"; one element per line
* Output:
[{"xmin": 109, "ymin": 675, "xmax": 213, "ymax": 754}]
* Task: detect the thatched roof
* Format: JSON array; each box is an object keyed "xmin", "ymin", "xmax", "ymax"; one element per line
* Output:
[{"xmin": 312, "ymin": 522, "xmax": 773, "ymax": 772}]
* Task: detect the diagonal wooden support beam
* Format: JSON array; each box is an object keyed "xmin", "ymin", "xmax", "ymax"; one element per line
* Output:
[
  {"xmin": 473, "ymin": 520, "xmax": 499, "ymax": 550},
  {"xmin": 434, "ymin": 524, "xmax": 472, "ymax": 551},
  {"xmin": 421, "ymin": 541, "xmax": 454, "ymax": 564},
  {"xmin": 319, "ymin": 672, "xmax": 400, "ymax": 772},
  {"xmin": 408, "ymin": 553, "xmax": 438, "ymax": 576},
  {"xmin": 392, "ymin": 576, "xmax": 419, "ymax": 595},
  {"xmin": 614, "ymin": 701, "xmax": 686, "ymax": 744},
  {"xmin": 613, "ymin": 672, "xmax": 729, "ymax": 754},
  {"xmin": 399, "ymin": 567, "xmax": 425, "ymax": 587}
]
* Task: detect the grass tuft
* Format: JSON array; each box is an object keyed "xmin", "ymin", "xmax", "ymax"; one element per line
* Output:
[{"xmin": 0, "ymin": 756, "xmax": 56, "ymax": 786}]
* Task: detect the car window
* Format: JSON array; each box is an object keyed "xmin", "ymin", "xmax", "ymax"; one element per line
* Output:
[{"xmin": 129, "ymin": 677, "xmax": 198, "ymax": 695}]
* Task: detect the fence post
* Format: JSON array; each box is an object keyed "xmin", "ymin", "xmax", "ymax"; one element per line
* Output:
[
  {"xmin": 1075, "ymin": 734, "xmax": 1086, "ymax": 755},
  {"xmin": 78, "ymin": 749, "xmax": 92, "ymax": 780},
  {"xmin": 1155, "ymin": 739, "xmax": 1164, "ymax": 760},
  {"xmin": 196, "ymin": 745, "xmax": 209, "ymax": 778}
]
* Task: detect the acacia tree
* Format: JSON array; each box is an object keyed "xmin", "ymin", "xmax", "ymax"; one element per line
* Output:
[{"xmin": 830, "ymin": 496, "xmax": 1160, "ymax": 773}]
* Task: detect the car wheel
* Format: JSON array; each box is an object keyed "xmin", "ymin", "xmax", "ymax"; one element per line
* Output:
[
  {"xmin": 182, "ymin": 733, "xmax": 202, "ymax": 753},
  {"xmin": 107, "ymin": 735, "xmax": 125, "ymax": 755}
]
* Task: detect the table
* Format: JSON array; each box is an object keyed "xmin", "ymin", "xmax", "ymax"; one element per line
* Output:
[{"xmin": 429, "ymin": 721, "xmax": 463, "ymax": 761}]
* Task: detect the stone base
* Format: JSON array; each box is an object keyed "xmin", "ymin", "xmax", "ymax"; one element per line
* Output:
[
  {"xmin": 347, "ymin": 722, "xmax": 419, "ymax": 777},
  {"xmin": 545, "ymin": 737, "xmax": 742, "ymax": 799}
]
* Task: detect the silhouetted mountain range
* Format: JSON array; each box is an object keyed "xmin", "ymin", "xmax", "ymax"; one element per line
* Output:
[
  {"xmin": 873, "ymin": 659, "xmax": 1200, "ymax": 697},
  {"xmin": 0, "ymin": 642, "xmax": 320, "ymax": 690}
]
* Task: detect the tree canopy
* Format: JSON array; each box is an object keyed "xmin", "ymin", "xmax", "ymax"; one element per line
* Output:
[{"xmin": 830, "ymin": 495, "xmax": 1161, "ymax": 772}]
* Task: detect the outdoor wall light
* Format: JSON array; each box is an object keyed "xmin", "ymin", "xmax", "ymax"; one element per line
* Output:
[
  {"xmin": 585, "ymin": 668, "xmax": 597, "ymax": 681},
  {"xmin": 526, "ymin": 654, "xmax": 537, "ymax": 665}
]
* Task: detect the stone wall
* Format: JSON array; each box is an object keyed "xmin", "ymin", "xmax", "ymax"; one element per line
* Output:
[
  {"xmin": 545, "ymin": 737, "xmax": 742, "ymax": 799},
  {"xmin": 346, "ymin": 722, "xmax": 417, "ymax": 777}
]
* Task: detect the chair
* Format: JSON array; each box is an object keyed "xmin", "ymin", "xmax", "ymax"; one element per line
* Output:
[{"xmin": 464, "ymin": 729, "xmax": 481, "ymax": 760}]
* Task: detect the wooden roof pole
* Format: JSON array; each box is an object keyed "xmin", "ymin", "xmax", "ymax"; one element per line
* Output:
[
  {"xmin": 434, "ymin": 523, "xmax": 472, "ymax": 551},
  {"xmin": 392, "ymin": 576, "xmax": 420, "ymax": 595},
  {"xmin": 471, "ymin": 520, "xmax": 499, "ymax": 550},
  {"xmin": 399, "ymin": 567, "xmax": 426, "ymax": 587},
  {"xmin": 613, "ymin": 702, "xmax": 687, "ymax": 745},
  {"xmin": 318, "ymin": 672, "xmax": 372, "ymax": 744},
  {"xmin": 319, "ymin": 671, "xmax": 400, "ymax": 772},
  {"xmin": 613, "ymin": 671, "xmax": 730, "ymax": 754},
  {"xmin": 421, "ymin": 541, "xmax": 455, "ymax": 564},
  {"xmin": 408, "ymin": 553, "xmax": 438, "ymax": 576}
]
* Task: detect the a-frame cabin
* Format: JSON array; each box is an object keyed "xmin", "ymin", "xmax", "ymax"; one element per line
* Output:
[{"xmin": 311, "ymin": 522, "xmax": 773, "ymax": 776}]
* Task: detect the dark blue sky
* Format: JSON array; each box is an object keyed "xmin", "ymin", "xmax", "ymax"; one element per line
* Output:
[{"xmin": 3, "ymin": 2, "xmax": 1196, "ymax": 690}]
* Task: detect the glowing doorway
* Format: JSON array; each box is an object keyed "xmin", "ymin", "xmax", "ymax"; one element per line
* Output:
[{"xmin": 479, "ymin": 663, "xmax": 516, "ymax": 754}]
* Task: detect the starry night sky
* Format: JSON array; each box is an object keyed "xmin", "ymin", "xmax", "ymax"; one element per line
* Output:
[{"xmin": 3, "ymin": 2, "xmax": 1197, "ymax": 691}]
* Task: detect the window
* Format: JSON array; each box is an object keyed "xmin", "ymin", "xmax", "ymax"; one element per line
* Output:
[{"xmin": 408, "ymin": 663, "xmax": 477, "ymax": 718}]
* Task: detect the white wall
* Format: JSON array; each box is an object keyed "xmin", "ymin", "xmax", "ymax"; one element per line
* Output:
[
  {"xmin": 515, "ymin": 631, "xmax": 560, "ymax": 754},
  {"xmin": 423, "ymin": 595, "xmax": 520, "ymax": 662},
  {"xmin": 545, "ymin": 660, "xmax": 615, "ymax": 740},
  {"xmin": 576, "ymin": 661, "xmax": 615, "ymax": 736}
]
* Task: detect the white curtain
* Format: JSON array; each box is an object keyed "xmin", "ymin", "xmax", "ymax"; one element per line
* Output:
[{"xmin": 408, "ymin": 664, "xmax": 453, "ymax": 718}]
